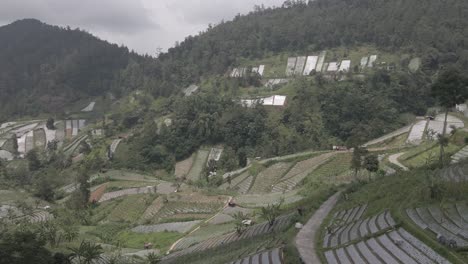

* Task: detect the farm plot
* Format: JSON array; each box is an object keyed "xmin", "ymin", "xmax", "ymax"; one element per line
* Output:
[
  {"xmin": 272, "ymin": 152, "xmax": 336, "ymax": 193},
  {"xmin": 132, "ymin": 220, "xmax": 201, "ymax": 233},
  {"xmin": 228, "ymin": 248, "xmax": 284, "ymax": 264},
  {"xmin": 63, "ymin": 135, "xmax": 88, "ymax": 156},
  {"xmin": 175, "ymin": 155, "xmax": 194, "ymax": 179},
  {"xmin": 264, "ymin": 79, "xmax": 289, "ymax": 89},
  {"xmin": 303, "ymin": 56, "xmax": 318, "ymax": 75},
  {"xmin": 305, "ymin": 153, "xmax": 353, "ymax": 185},
  {"xmin": 164, "ymin": 214, "xmax": 293, "ymax": 261},
  {"xmin": 0, "ymin": 150, "xmax": 13, "ymax": 161},
  {"xmin": 171, "ymin": 222, "xmax": 236, "ymax": 251},
  {"xmin": 407, "ymin": 120, "xmax": 428, "ymax": 144},
  {"xmin": 207, "ymin": 147, "xmax": 223, "ymax": 163},
  {"xmin": 24, "ymin": 131, "xmax": 34, "ymax": 153},
  {"xmin": 323, "ymin": 210, "xmax": 395, "ymax": 248},
  {"xmin": 81, "ymin": 101, "xmax": 96, "ymax": 112},
  {"xmin": 439, "ymin": 164, "xmax": 468, "ymax": 182},
  {"xmin": 106, "ymin": 194, "xmax": 151, "ymax": 222},
  {"xmin": 208, "ymin": 213, "xmax": 234, "ymax": 225},
  {"xmin": 152, "ymin": 202, "xmax": 222, "ymax": 220},
  {"xmin": 109, "ymin": 139, "xmax": 122, "ymax": 156},
  {"xmin": 324, "ymin": 228, "xmax": 450, "ymax": 264},
  {"xmin": 165, "ymin": 192, "xmax": 228, "ymax": 204},
  {"xmin": 54, "ymin": 121, "xmax": 65, "ymax": 142},
  {"xmin": 409, "ymin": 57, "xmax": 421, "ymax": 72},
  {"xmin": 452, "ymin": 145, "xmax": 468, "ymax": 164},
  {"xmin": 407, "ymin": 204, "xmax": 468, "ymax": 247},
  {"xmin": 186, "ymin": 149, "xmax": 209, "ymax": 182},
  {"xmin": 368, "ymin": 55, "xmax": 378, "ymax": 67},
  {"xmin": 97, "ymin": 170, "xmax": 156, "ymax": 182},
  {"xmin": 316, "ymin": 51, "xmax": 327, "ymax": 72},
  {"xmin": 327, "ymin": 204, "xmax": 368, "ymax": 229},
  {"xmin": 294, "ymin": 56, "xmax": 306, "ymax": 75},
  {"xmin": 360, "ymin": 56, "xmax": 369, "ymax": 68},
  {"xmin": 99, "ymin": 186, "xmax": 157, "ymax": 203},
  {"xmin": 33, "ymin": 128, "xmax": 46, "ymax": 149},
  {"xmin": 141, "ymin": 196, "xmax": 165, "ymax": 220},
  {"xmin": 249, "ymin": 162, "xmax": 293, "ymax": 193},
  {"xmin": 219, "ymin": 171, "xmax": 250, "ymax": 190},
  {"xmin": 235, "ymin": 190, "xmax": 303, "ymax": 208},
  {"xmin": 285, "ymin": 57, "xmax": 297, "ymax": 76}
]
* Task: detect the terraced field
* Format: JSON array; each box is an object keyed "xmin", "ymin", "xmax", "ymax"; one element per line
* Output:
[
  {"xmin": 187, "ymin": 149, "xmax": 209, "ymax": 182},
  {"xmin": 272, "ymin": 152, "xmax": 336, "ymax": 192},
  {"xmin": 106, "ymin": 194, "xmax": 150, "ymax": 222},
  {"xmin": 33, "ymin": 128, "xmax": 46, "ymax": 149},
  {"xmin": 407, "ymin": 203, "xmax": 468, "ymax": 247},
  {"xmin": 228, "ymin": 248, "xmax": 284, "ymax": 264},
  {"xmin": 98, "ymin": 186, "xmax": 157, "ymax": 202},
  {"xmin": 163, "ymin": 214, "xmax": 293, "ymax": 261},
  {"xmin": 439, "ymin": 164, "xmax": 468, "ymax": 182},
  {"xmin": 219, "ymin": 172, "xmax": 250, "ymax": 190},
  {"xmin": 236, "ymin": 190, "xmax": 303, "ymax": 207},
  {"xmin": 249, "ymin": 162, "xmax": 292, "ymax": 193},
  {"xmin": 452, "ymin": 145, "xmax": 468, "ymax": 164},
  {"xmin": 141, "ymin": 196, "xmax": 165, "ymax": 220},
  {"xmin": 305, "ymin": 153, "xmax": 354, "ymax": 185},
  {"xmin": 324, "ymin": 210, "xmax": 395, "ymax": 248},
  {"xmin": 132, "ymin": 220, "xmax": 201, "ymax": 233},
  {"xmin": 324, "ymin": 228, "xmax": 450, "ymax": 264},
  {"xmin": 152, "ymin": 202, "xmax": 222, "ymax": 220},
  {"xmin": 174, "ymin": 155, "xmax": 194, "ymax": 179}
]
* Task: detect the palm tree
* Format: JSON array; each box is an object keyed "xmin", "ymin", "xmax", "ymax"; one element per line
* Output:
[
  {"xmin": 431, "ymin": 69, "xmax": 468, "ymax": 166},
  {"xmin": 69, "ymin": 240, "xmax": 104, "ymax": 264}
]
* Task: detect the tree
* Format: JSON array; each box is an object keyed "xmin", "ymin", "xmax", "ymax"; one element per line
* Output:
[
  {"xmin": 232, "ymin": 212, "xmax": 248, "ymax": 235},
  {"xmin": 0, "ymin": 229, "xmax": 54, "ymax": 264},
  {"xmin": 46, "ymin": 118, "xmax": 55, "ymax": 130},
  {"xmin": 67, "ymin": 169, "xmax": 90, "ymax": 210},
  {"xmin": 79, "ymin": 141, "xmax": 91, "ymax": 155},
  {"xmin": 350, "ymin": 147, "xmax": 368, "ymax": 180},
  {"xmin": 69, "ymin": 240, "xmax": 103, "ymax": 264},
  {"xmin": 363, "ymin": 154, "xmax": 379, "ymax": 181},
  {"xmin": 431, "ymin": 69, "xmax": 468, "ymax": 165},
  {"xmin": 260, "ymin": 198, "xmax": 283, "ymax": 227},
  {"xmin": 26, "ymin": 149, "xmax": 41, "ymax": 171}
]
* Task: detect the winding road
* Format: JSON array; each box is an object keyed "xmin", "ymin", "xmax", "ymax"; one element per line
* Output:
[{"xmin": 295, "ymin": 191, "xmax": 341, "ymax": 264}]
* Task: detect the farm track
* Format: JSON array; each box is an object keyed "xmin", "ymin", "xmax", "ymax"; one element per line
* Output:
[
  {"xmin": 388, "ymin": 152, "xmax": 408, "ymax": 171},
  {"xmin": 296, "ymin": 192, "xmax": 341, "ymax": 264}
]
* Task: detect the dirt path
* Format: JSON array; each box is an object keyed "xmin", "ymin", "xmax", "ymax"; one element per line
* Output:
[
  {"xmin": 295, "ymin": 191, "xmax": 341, "ymax": 264},
  {"xmin": 362, "ymin": 125, "xmax": 411, "ymax": 147},
  {"xmin": 388, "ymin": 152, "xmax": 408, "ymax": 171}
]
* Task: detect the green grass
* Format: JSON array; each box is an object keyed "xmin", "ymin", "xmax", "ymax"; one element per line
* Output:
[
  {"xmin": 116, "ymin": 230, "xmax": 181, "ymax": 250},
  {"xmin": 402, "ymin": 143, "xmax": 461, "ymax": 168}
]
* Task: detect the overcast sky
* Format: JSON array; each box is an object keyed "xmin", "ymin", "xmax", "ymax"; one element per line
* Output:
[{"xmin": 0, "ymin": 0, "xmax": 285, "ymax": 56}]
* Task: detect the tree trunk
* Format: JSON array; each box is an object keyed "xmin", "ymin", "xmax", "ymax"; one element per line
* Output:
[{"xmin": 439, "ymin": 110, "xmax": 449, "ymax": 166}]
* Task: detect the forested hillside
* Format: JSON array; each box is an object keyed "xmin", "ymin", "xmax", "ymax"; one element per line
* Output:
[
  {"xmin": 160, "ymin": 0, "xmax": 468, "ymax": 86},
  {"xmin": 0, "ymin": 19, "xmax": 164, "ymax": 120}
]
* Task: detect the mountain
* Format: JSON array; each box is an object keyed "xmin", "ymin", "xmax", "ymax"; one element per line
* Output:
[
  {"xmin": 0, "ymin": 19, "xmax": 162, "ymax": 120},
  {"xmin": 159, "ymin": 0, "xmax": 468, "ymax": 86}
]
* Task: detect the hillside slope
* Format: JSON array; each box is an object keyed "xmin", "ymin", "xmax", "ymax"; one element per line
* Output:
[
  {"xmin": 0, "ymin": 19, "xmax": 161, "ymax": 120},
  {"xmin": 159, "ymin": 0, "xmax": 468, "ymax": 86}
]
